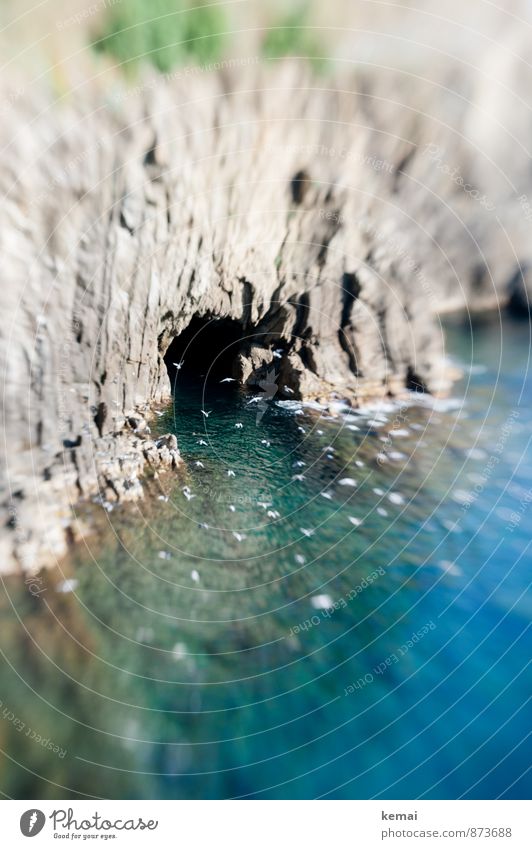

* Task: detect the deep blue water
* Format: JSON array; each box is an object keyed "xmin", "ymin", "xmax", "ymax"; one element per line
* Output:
[{"xmin": 0, "ymin": 315, "xmax": 530, "ymax": 799}]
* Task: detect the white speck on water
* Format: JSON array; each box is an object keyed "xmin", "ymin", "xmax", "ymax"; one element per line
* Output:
[
  {"xmin": 391, "ymin": 428, "xmax": 410, "ymax": 437},
  {"xmin": 158, "ymin": 551, "xmax": 172, "ymax": 560},
  {"xmin": 443, "ymin": 519, "xmax": 461, "ymax": 533},
  {"xmin": 321, "ymin": 491, "xmax": 334, "ymax": 500},
  {"xmin": 453, "ymin": 489, "xmax": 473, "ymax": 504},
  {"xmin": 300, "ymin": 527, "xmax": 315, "ymax": 537},
  {"xmin": 389, "ymin": 451, "xmax": 407, "ymax": 460},
  {"xmin": 338, "ymin": 478, "xmax": 357, "ymax": 487},
  {"xmin": 229, "ymin": 504, "xmax": 236, "ymax": 512},
  {"xmin": 311, "ymin": 594, "xmax": 333, "ymax": 610},
  {"xmin": 172, "ymin": 642, "xmax": 188, "ymax": 660},
  {"xmin": 233, "ymin": 531, "xmax": 246, "ymax": 542},
  {"xmin": 191, "ymin": 570, "xmax": 200, "ymax": 583},
  {"xmin": 355, "ymin": 459, "xmax": 365, "ymax": 467},
  {"xmin": 438, "ymin": 560, "xmax": 463, "ymax": 576},
  {"xmin": 377, "ymin": 507, "xmax": 388, "ymax": 517},
  {"xmin": 57, "ymin": 579, "xmax": 78, "ymax": 593},
  {"xmin": 136, "ymin": 627, "xmax": 154, "ymax": 643},
  {"xmin": 466, "ymin": 447, "xmax": 487, "ymax": 460},
  {"xmin": 388, "ymin": 492, "xmax": 405, "ymax": 505},
  {"xmin": 349, "ymin": 517, "xmax": 362, "ymax": 527},
  {"xmin": 227, "ymin": 470, "xmax": 236, "ymax": 477},
  {"xmin": 157, "ymin": 495, "xmax": 169, "ymax": 501},
  {"xmin": 295, "ymin": 554, "xmax": 306, "ymax": 565},
  {"xmin": 373, "ymin": 487, "xmax": 384, "ymax": 496}
]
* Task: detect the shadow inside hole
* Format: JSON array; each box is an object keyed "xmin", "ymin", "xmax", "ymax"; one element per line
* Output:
[{"xmin": 164, "ymin": 316, "xmax": 245, "ymax": 390}]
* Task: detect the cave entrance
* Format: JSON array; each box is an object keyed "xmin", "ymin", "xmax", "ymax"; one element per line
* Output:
[{"xmin": 164, "ymin": 315, "xmax": 245, "ymax": 389}]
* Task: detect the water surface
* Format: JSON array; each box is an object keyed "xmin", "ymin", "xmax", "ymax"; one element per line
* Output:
[{"xmin": 0, "ymin": 315, "xmax": 530, "ymax": 799}]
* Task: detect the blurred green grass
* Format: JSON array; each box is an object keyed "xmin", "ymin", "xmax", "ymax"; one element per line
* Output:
[
  {"xmin": 93, "ymin": 0, "xmax": 327, "ymax": 75},
  {"xmin": 93, "ymin": 0, "xmax": 227, "ymax": 73},
  {"xmin": 261, "ymin": 3, "xmax": 327, "ymax": 72}
]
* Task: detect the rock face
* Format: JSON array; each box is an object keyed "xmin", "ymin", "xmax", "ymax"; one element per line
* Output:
[{"xmin": 1, "ymin": 60, "xmax": 531, "ymax": 572}]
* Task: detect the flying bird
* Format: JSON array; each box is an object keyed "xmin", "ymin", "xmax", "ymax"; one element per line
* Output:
[
  {"xmin": 220, "ymin": 377, "xmax": 236, "ymax": 383},
  {"xmin": 201, "ymin": 410, "xmax": 211, "ymax": 418}
]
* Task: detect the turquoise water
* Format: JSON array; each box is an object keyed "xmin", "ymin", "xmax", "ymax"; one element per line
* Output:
[{"xmin": 0, "ymin": 316, "xmax": 530, "ymax": 799}]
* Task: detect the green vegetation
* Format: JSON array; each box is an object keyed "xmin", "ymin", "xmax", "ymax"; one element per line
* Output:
[
  {"xmin": 93, "ymin": 0, "xmax": 227, "ymax": 74},
  {"xmin": 261, "ymin": 2, "xmax": 327, "ymax": 72},
  {"xmin": 93, "ymin": 0, "xmax": 328, "ymax": 76}
]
